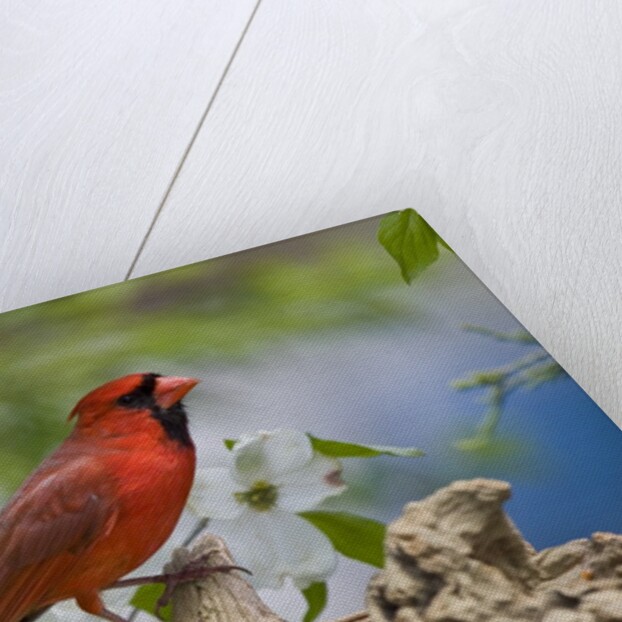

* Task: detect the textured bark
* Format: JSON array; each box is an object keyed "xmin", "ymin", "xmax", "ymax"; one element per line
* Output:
[
  {"xmin": 366, "ymin": 478, "xmax": 622, "ymax": 622},
  {"xmin": 166, "ymin": 534, "xmax": 285, "ymax": 622}
]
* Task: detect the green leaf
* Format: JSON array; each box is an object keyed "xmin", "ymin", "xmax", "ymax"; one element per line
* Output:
[
  {"xmin": 299, "ymin": 511, "xmax": 386, "ymax": 567},
  {"xmin": 223, "ymin": 438, "xmax": 236, "ymax": 450},
  {"xmin": 378, "ymin": 209, "xmax": 450, "ymax": 284},
  {"xmin": 301, "ymin": 582, "xmax": 328, "ymax": 622},
  {"xmin": 308, "ymin": 434, "xmax": 424, "ymax": 459},
  {"xmin": 130, "ymin": 584, "xmax": 171, "ymax": 621}
]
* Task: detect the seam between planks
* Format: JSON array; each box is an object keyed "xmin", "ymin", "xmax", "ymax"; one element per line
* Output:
[{"xmin": 124, "ymin": 0, "xmax": 265, "ymax": 281}]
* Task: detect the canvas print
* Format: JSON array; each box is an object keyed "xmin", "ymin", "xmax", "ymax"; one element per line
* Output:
[{"xmin": 1, "ymin": 211, "xmax": 621, "ymax": 622}]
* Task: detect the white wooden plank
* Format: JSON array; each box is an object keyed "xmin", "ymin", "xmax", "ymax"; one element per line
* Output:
[
  {"xmin": 134, "ymin": 0, "xmax": 622, "ymax": 423},
  {"xmin": 0, "ymin": 0, "xmax": 257, "ymax": 312}
]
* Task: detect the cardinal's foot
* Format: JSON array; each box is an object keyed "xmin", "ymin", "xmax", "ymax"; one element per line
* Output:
[
  {"xmin": 108, "ymin": 558, "xmax": 250, "ymax": 615},
  {"xmin": 155, "ymin": 557, "xmax": 249, "ymax": 614}
]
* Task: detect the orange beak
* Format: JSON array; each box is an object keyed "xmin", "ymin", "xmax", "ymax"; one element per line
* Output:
[{"xmin": 154, "ymin": 376, "xmax": 199, "ymax": 408}]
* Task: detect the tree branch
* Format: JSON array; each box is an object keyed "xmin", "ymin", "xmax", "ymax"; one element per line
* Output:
[{"xmin": 166, "ymin": 534, "xmax": 285, "ymax": 621}]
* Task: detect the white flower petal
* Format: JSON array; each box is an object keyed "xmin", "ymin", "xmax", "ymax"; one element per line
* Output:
[
  {"xmin": 210, "ymin": 510, "xmax": 337, "ymax": 590},
  {"xmin": 188, "ymin": 467, "xmax": 244, "ymax": 520},
  {"xmin": 233, "ymin": 429, "xmax": 313, "ymax": 485},
  {"xmin": 277, "ymin": 454, "xmax": 346, "ymax": 512}
]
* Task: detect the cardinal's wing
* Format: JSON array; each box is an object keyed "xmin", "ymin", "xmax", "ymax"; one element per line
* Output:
[{"xmin": 0, "ymin": 457, "xmax": 118, "ymax": 621}]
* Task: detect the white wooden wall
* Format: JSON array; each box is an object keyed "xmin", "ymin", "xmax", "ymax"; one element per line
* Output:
[{"xmin": 2, "ymin": 0, "xmax": 621, "ymax": 424}]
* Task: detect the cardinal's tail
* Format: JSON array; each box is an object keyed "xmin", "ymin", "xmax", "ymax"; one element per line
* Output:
[{"xmin": 0, "ymin": 558, "xmax": 68, "ymax": 622}]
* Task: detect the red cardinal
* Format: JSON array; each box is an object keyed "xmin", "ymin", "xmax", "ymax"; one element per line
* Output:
[{"xmin": 0, "ymin": 373, "xmax": 199, "ymax": 622}]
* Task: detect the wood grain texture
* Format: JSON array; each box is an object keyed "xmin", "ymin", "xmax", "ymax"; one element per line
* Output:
[
  {"xmin": 0, "ymin": 0, "xmax": 257, "ymax": 312},
  {"xmin": 134, "ymin": 0, "xmax": 622, "ymax": 423}
]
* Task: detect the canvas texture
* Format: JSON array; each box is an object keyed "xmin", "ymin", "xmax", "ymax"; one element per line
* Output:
[{"xmin": 0, "ymin": 212, "xmax": 618, "ymax": 622}]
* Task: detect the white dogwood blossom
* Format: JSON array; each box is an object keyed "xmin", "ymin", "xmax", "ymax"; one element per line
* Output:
[{"xmin": 189, "ymin": 429, "xmax": 346, "ymax": 589}]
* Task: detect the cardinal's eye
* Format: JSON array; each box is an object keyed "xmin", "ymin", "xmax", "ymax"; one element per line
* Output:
[{"xmin": 118, "ymin": 393, "xmax": 140, "ymax": 407}]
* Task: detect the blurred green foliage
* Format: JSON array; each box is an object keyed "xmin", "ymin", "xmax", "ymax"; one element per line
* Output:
[
  {"xmin": 452, "ymin": 326, "xmax": 565, "ymax": 454},
  {"xmin": 0, "ymin": 218, "xmax": 413, "ymax": 492}
]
